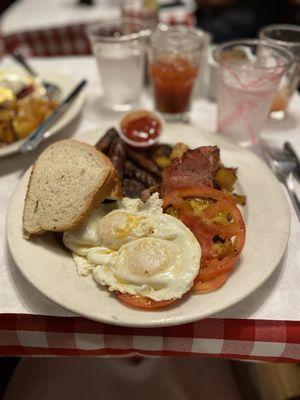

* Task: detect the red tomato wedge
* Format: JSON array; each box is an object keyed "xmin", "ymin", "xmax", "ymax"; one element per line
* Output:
[
  {"xmin": 117, "ymin": 293, "xmax": 176, "ymax": 309},
  {"xmin": 163, "ymin": 186, "xmax": 246, "ymax": 293},
  {"xmin": 192, "ymin": 271, "xmax": 230, "ymax": 293}
]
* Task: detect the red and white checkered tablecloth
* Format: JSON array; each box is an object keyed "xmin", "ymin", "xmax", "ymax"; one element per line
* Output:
[
  {"xmin": 0, "ymin": 314, "xmax": 299, "ymax": 362},
  {"xmin": 1, "ymin": 13, "xmax": 195, "ymax": 57}
]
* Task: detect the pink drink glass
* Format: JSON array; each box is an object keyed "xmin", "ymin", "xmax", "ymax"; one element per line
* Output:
[
  {"xmin": 215, "ymin": 39, "xmax": 292, "ymax": 147},
  {"xmin": 260, "ymin": 24, "xmax": 300, "ymax": 120}
]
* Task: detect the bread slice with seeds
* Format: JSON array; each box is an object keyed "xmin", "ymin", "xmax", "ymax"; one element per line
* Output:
[{"xmin": 23, "ymin": 139, "xmax": 121, "ymax": 238}]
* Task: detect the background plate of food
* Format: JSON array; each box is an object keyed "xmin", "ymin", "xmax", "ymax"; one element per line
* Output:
[
  {"xmin": 0, "ymin": 66, "xmax": 85, "ymax": 157},
  {"xmin": 6, "ymin": 124, "xmax": 290, "ymax": 327}
]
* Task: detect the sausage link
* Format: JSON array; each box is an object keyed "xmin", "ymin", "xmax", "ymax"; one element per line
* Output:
[
  {"xmin": 127, "ymin": 148, "xmax": 161, "ymax": 177},
  {"xmin": 95, "ymin": 127, "xmax": 118, "ymax": 154},
  {"xmin": 108, "ymin": 138, "xmax": 127, "ymax": 180},
  {"xmin": 122, "ymin": 178, "xmax": 145, "ymax": 198},
  {"xmin": 125, "ymin": 160, "xmax": 157, "ymax": 187}
]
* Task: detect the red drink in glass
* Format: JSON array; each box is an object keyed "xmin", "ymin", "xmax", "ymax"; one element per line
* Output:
[
  {"xmin": 150, "ymin": 56, "xmax": 199, "ymax": 115},
  {"xmin": 148, "ymin": 24, "xmax": 204, "ymax": 121}
]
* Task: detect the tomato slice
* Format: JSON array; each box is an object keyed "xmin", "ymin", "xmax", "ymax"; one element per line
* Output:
[
  {"xmin": 117, "ymin": 293, "xmax": 176, "ymax": 309},
  {"xmin": 192, "ymin": 271, "xmax": 230, "ymax": 293},
  {"xmin": 163, "ymin": 185, "xmax": 246, "ymax": 292}
]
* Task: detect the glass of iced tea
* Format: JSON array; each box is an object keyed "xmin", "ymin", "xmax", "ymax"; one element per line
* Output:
[
  {"xmin": 148, "ymin": 24, "xmax": 205, "ymax": 121},
  {"xmin": 215, "ymin": 39, "xmax": 292, "ymax": 147},
  {"xmin": 259, "ymin": 24, "xmax": 300, "ymax": 120}
]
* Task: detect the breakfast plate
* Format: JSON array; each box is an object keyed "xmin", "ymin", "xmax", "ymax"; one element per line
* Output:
[
  {"xmin": 6, "ymin": 124, "xmax": 290, "ymax": 327},
  {"xmin": 0, "ymin": 66, "xmax": 85, "ymax": 158}
]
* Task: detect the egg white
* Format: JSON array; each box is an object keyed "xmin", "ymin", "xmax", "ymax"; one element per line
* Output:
[
  {"xmin": 63, "ymin": 194, "xmax": 201, "ymax": 301},
  {"xmin": 63, "ymin": 203, "xmax": 117, "ymax": 255}
]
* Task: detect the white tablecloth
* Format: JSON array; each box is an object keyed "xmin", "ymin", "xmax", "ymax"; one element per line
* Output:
[{"xmin": 0, "ymin": 55, "xmax": 300, "ymax": 321}]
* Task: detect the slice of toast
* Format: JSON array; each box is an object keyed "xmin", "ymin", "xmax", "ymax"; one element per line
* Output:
[{"xmin": 23, "ymin": 139, "xmax": 121, "ymax": 238}]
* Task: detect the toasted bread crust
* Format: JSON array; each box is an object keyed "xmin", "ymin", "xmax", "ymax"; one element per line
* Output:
[
  {"xmin": 23, "ymin": 139, "xmax": 122, "ymax": 238},
  {"xmin": 22, "ymin": 165, "xmax": 46, "ymax": 238}
]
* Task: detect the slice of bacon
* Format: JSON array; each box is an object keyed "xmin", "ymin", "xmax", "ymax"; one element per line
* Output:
[{"xmin": 161, "ymin": 146, "xmax": 220, "ymax": 196}]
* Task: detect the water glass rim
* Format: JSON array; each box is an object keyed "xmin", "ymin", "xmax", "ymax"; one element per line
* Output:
[
  {"xmin": 215, "ymin": 38, "xmax": 293, "ymax": 71},
  {"xmin": 259, "ymin": 24, "xmax": 300, "ymax": 48},
  {"xmin": 86, "ymin": 19, "xmax": 151, "ymax": 43},
  {"xmin": 150, "ymin": 23, "xmax": 205, "ymax": 53}
]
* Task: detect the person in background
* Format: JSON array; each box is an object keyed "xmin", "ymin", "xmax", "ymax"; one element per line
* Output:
[{"xmin": 194, "ymin": 0, "xmax": 291, "ymax": 42}]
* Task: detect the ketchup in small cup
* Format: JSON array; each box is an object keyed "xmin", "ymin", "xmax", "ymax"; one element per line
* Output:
[{"xmin": 119, "ymin": 110, "xmax": 162, "ymax": 149}]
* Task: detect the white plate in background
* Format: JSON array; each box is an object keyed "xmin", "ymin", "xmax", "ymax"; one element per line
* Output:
[{"xmin": 0, "ymin": 66, "xmax": 85, "ymax": 158}]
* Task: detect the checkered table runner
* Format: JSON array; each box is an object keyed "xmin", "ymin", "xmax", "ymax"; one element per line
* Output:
[
  {"xmin": 0, "ymin": 314, "xmax": 299, "ymax": 362},
  {"xmin": 1, "ymin": 12, "xmax": 195, "ymax": 57}
]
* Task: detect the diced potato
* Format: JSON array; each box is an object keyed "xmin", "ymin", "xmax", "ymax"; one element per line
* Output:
[
  {"xmin": 0, "ymin": 123, "xmax": 7, "ymax": 142},
  {"xmin": 5, "ymin": 100, "xmax": 18, "ymax": 111},
  {"xmin": 215, "ymin": 167, "xmax": 237, "ymax": 192},
  {"xmin": 4, "ymin": 125, "xmax": 15, "ymax": 144},
  {"xmin": 231, "ymin": 193, "xmax": 247, "ymax": 206},
  {"xmin": 0, "ymin": 89, "xmax": 58, "ymax": 146},
  {"xmin": 155, "ymin": 156, "xmax": 172, "ymax": 169},
  {"xmin": 169, "ymin": 142, "xmax": 189, "ymax": 160},
  {"xmin": 0, "ymin": 123, "xmax": 15, "ymax": 144},
  {"xmin": 0, "ymin": 108, "xmax": 15, "ymax": 122},
  {"xmin": 12, "ymin": 116, "xmax": 37, "ymax": 139},
  {"xmin": 30, "ymin": 97, "xmax": 57, "ymax": 123}
]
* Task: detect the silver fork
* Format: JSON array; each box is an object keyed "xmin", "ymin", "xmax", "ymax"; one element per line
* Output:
[
  {"xmin": 12, "ymin": 52, "xmax": 61, "ymax": 101},
  {"xmin": 262, "ymin": 145, "xmax": 300, "ymax": 222}
]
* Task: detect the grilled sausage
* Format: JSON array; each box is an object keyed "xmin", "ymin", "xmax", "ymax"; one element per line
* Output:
[
  {"xmin": 108, "ymin": 138, "xmax": 127, "ymax": 180},
  {"xmin": 122, "ymin": 178, "xmax": 146, "ymax": 198},
  {"xmin": 125, "ymin": 160, "xmax": 157, "ymax": 187},
  {"xmin": 95, "ymin": 127, "xmax": 118, "ymax": 154},
  {"xmin": 127, "ymin": 148, "xmax": 161, "ymax": 177}
]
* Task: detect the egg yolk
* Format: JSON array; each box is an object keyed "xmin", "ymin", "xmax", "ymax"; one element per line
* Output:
[
  {"xmin": 117, "ymin": 238, "xmax": 173, "ymax": 277},
  {"xmin": 114, "ymin": 214, "xmax": 140, "ymax": 240},
  {"xmin": 98, "ymin": 211, "xmax": 141, "ymax": 249},
  {"xmin": 0, "ymin": 87, "xmax": 14, "ymax": 103}
]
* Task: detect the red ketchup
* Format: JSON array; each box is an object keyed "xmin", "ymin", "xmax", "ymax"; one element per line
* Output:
[{"xmin": 120, "ymin": 110, "xmax": 162, "ymax": 148}]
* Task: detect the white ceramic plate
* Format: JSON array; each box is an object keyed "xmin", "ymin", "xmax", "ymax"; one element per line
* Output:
[
  {"xmin": 0, "ymin": 66, "xmax": 85, "ymax": 158},
  {"xmin": 6, "ymin": 124, "xmax": 290, "ymax": 327}
]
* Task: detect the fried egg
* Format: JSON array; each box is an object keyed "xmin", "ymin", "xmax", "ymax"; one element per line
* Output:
[{"xmin": 63, "ymin": 194, "xmax": 201, "ymax": 301}]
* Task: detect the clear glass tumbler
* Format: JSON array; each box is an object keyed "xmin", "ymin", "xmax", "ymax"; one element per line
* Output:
[
  {"xmin": 121, "ymin": 0, "xmax": 159, "ymax": 29},
  {"xmin": 259, "ymin": 24, "xmax": 300, "ymax": 120},
  {"xmin": 215, "ymin": 39, "xmax": 292, "ymax": 147},
  {"xmin": 148, "ymin": 24, "xmax": 205, "ymax": 122},
  {"xmin": 87, "ymin": 20, "xmax": 150, "ymax": 111}
]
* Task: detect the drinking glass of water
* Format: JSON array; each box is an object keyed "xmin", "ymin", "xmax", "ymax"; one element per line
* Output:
[
  {"xmin": 215, "ymin": 39, "xmax": 292, "ymax": 147},
  {"xmin": 87, "ymin": 20, "xmax": 150, "ymax": 111}
]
